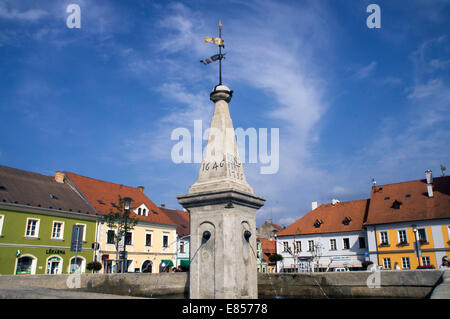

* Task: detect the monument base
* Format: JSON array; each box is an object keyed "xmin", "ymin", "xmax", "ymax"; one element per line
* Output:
[{"xmin": 177, "ymin": 189, "xmax": 265, "ymax": 299}]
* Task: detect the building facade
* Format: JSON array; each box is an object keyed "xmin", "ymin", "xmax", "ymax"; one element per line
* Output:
[
  {"xmin": 0, "ymin": 165, "xmax": 97, "ymax": 275},
  {"xmin": 159, "ymin": 205, "xmax": 190, "ymax": 271},
  {"xmin": 276, "ymin": 199, "xmax": 370, "ymax": 272},
  {"xmin": 256, "ymin": 238, "xmax": 268, "ymax": 272},
  {"xmin": 64, "ymin": 172, "xmax": 177, "ymax": 273},
  {"xmin": 365, "ymin": 173, "xmax": 450, "ymax": 270}
]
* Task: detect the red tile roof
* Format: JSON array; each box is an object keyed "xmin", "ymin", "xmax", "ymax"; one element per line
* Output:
[
  {"xmin": 258, "ymin": 237, "xmax": 276, "ymax": 265},
  {"xmin": 364, "ymin": 176, "xmax": 450, "ymax": 225},
  {"xmin": 159, "ymin": 206, "xmax": 190, "ymax": 237},
  {"xmin": 64, "ymin": 172, "xmax": 175, "ymax": 226},
  {"xmin": 277, "ymin": 199, "xmax": 370, "ymax": 237}
]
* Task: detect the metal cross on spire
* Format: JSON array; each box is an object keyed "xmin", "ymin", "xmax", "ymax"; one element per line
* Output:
[{"xmin": 201, "ymin": 20, "xmax": 226, "ymax": 85}]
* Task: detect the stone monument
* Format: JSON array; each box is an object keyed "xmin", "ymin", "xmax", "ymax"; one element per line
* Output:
[
  {"xmin": 177, "ymin": 83, "xmax": 266, "ymax": 299},
  {"xmin": 177, "ymin": 22, "xmax": 265, "ymax": 299}
]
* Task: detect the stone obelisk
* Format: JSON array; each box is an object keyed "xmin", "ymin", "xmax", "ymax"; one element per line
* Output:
[{"xmin": 177, "ymin": 84, "xmax": 266, "ymax": 299}]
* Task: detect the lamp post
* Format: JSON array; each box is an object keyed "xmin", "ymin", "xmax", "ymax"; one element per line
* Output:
[
  {"xmin": 412, "ymin": 225, "xmax": 421, "ymax": 268},
  {"xmin": 121, "ymin": 197, "xmax": 133, "ymax": 273}
]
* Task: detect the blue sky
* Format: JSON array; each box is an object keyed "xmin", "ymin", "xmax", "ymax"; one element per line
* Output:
[{"xmin": 1, "ymin": 0, "xmax": 449, "ymax": 227}]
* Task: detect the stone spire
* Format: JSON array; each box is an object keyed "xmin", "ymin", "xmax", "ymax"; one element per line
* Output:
[{"xmin": 188, "ymin": 84, "xmax": 254, "ymax": 194}]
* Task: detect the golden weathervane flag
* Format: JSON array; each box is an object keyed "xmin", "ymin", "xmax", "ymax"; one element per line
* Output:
[{"xmin": 204, "ymin": 36, "xmax": 224, "ymax": 47}]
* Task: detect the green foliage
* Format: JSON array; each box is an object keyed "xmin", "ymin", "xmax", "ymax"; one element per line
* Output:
[
  {"xmin": 86, "ymin": 261, "xmax": 102, "ymax": 272},
  {"xmin": 441, "ymin": 164, "xmax": 447, "ymax": 177},
  {"xmin": 104, "ymin": 195, "xmax": 138, "ymax": 247},
  {"xmin": 269, "ymin": 253, "xmax": 283, "ymax": 262}
]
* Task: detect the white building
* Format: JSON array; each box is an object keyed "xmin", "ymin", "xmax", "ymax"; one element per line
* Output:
[{"xmin": 276, "ymin": 199, "xmax": 370, "ymax": 272}]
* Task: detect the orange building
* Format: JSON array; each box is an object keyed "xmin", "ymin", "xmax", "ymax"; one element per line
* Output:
[{"xmin": 365, "ymin": 172, "xmax": 450, "ymax": 270}]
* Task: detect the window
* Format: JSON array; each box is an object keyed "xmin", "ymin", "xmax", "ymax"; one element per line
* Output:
[
  {"xmin": 401, "ymin": 257, "xmax": 410, "ymax": 269},
  {"xmin": 107, "ymin": 230, "xmax": 115, "ymax": 244},
  {"xmin": 125, "ymin": 232, "xmax": 132, "ymax": 246},
  {"xmin": 383, "ymin": 258, "xmax": 391, "ymax": 269},
  {"xmin": 330, "ymin": 239, "xmax": 337, "ymax": 251},
  {"xmin": 143, "ymin": 209, "xmax": 147, "ymax": 216},
  {"xmin": 294, "ymin": 241, "xmax": 301, "ymax": 253},
  {"xmin": 398, "ymin": 230, "xmax": 408, "ymax": 244},
  {"xmin": 25, "ymin": 218, "xmax": 39, "ymax": 237},
  {"xmin": 380, "ymin": 231, "xmax": 389, "ymax": 245},
  {"xmin": 16, "ymin": 256, "xmax": 35, "ymax": 274},
  {"xmin": 421, "ymin": 256, "xmax": 431, "ymax": 266},
  {"xmin": 283, "ymin": 241, "xmax": 289, "ymax": 252},
  {"xmin": 0, "ymin": 215, "xmax": 4, "ymax": 236},
  {"xmin": 51, "ymin": 221, "xmax": 64, "ymax": 239},
  {"xmin": 343, "ymin": 238, "xmax": 350, "ymax": 250},
  {"xmin": 342, "ymin": 217, "xmax": 351, "ymax": 225},
  {"xmin": 180, "ymin": 241, "xmax": 185, "ymax": 253},
  {"xmin": 138, "ymin": 208, "xmax": 142, "ymax": 215},
  {"xmin": 46, "ymin": 256, "xmax": 62, "ymax": 274},
  {"xmin": 145, "ymin": 232, "xmax": 152, "ymax": 247},
  {"xmin": 76, "ymin": 223, "xmax": 86, "ymax": 241},
  {"xmin": 417, "ymin": 228, "xmax": 427, "ymax": 243},
  {"xmin": 308, "ymin": 240, "xmax": 314, "ymax": 252},
  {"xmin": 163, "ymin": 234, "xmax": 169, "ymax": 248},
  {"xmin": 392, "ymin": 200, "xmax": 402, "ymax": 209},
  {"xmin": 358, "ymin": 237, "xmax": 366, "ymax": 249}
]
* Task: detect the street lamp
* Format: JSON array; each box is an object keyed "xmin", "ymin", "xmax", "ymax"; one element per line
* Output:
[
  {"xmin": 121, "ymin": 197, "xmax": 134, "ymax": 273},
  {"xmin": 412, "ymin": 225, "xmax": 421, "ymax": 267}
]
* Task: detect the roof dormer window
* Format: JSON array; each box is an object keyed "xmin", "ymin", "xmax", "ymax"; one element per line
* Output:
[
  {"xmin": 342, "ymin": 217, "xmax": 352, "ymax": 225},
  {"xmin": 391, "ymin": 200, "xmax": 402, "ymax": 210},
  {"xmin": 313, "ymin": 219, "xmax": 323, "ymax": 228}
]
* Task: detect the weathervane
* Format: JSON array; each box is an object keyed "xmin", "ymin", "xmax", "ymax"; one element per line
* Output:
[{"xmin": 201, "ymin": 21, "xmax": 226, "ymax": 85}]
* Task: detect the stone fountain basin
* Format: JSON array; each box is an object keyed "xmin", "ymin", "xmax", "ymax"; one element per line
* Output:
[{"xmin": 0, "ymin": 270, "xmax": 445, "ymax": 299}]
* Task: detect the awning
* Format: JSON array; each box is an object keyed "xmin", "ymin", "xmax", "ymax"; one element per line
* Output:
[
  {"xmin": 161, "ymin": 260, "xmax": 173, "ymax": 267},
  {"xmin": 180, "ymin": 259, "xmax": 190, "ymax": 267}
]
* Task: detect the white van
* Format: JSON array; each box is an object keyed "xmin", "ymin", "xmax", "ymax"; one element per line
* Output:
[{"xmin": 334, "ymin": 267, "xmax": 349, "ymax": 272}]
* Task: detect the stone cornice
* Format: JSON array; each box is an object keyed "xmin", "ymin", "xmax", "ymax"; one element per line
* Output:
[{"xmin": 177, "ymin": 189, "xmax": 266, "ymax": 210}]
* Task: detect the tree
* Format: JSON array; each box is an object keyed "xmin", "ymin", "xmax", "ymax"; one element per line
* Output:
[
  {"xmin": 310, "ymin": 242, "xmax": 324, "ymax": 272},
  {"xmin": 86, "ymin": 261, "xmax": 102, "ymax": 273},
  {"xmin": 269, "ymin": 253, "xmax": 283, "ymax": 263},
  {"xmin": 441, "ymin": 164, "xmax": 447, "ymax": 177},
  {"xmin": 104, "ymin": 196, "xmax": 138, "ymax": 273}
]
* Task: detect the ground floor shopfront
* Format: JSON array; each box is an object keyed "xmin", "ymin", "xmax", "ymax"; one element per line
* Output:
[
  {"xmin": 99, "ymin": 251, "xmax": 177, "ymax": 273},
  {"xmin": 0, "ymin": 245, "xmax": 94, "ymax": 275},
  {"xmin": 279, "ymin": 255, "xmax": 366, "ymax": 272}
]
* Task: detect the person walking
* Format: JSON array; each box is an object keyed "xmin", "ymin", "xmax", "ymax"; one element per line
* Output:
[{"xmin": 439, "ymin": 256, "xmax": 449, "ymax": 269}]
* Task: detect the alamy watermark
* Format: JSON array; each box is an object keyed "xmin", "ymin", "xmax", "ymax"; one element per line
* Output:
[{"xmin": 171, "ymin": 120, "xmax": 279, "ymax": 175}]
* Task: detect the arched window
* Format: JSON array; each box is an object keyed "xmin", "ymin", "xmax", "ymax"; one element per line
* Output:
[
  {"xmin": 46, "ymin": 256, "xmax": 63, "ymax": 274},
  {"xmin": 138, "ymin": 208, "xmax": 142, "ymax": 215},
  {"xmin": 143, "ymin": 208, "xmax": 147, "ymax": 216},
  {"xmin": 69, "ymin": 256, "xmax": 85, "ymax": 273},
  {"xmin": 16, "ymin": 256, "xmax": 36, "ymax": 275},
  {"xmin": 141, "ymin": 260, "xmax": 152, "ymax": 273}
]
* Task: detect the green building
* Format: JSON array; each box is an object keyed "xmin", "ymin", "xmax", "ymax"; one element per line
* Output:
[
  {"xmin": 256, "ymin": 238, "xmax": 268, "ymax": 273},
  {"xmin": 0, "ymin": 166, "xmax": 98, "ymax": 275}
]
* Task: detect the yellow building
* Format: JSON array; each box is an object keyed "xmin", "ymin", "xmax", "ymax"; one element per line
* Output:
[
  {"xmin": 64, "ymin": 172, "xmax": 177, "ymax": 273},
  {"xmin": 365, "ymin": 173, "xmax": 450, "ymax": 269}
]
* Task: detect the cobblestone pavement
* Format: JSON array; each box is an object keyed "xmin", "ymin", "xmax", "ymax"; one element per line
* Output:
[{"xmin": 0, "ymin": 287, "xmax": 147, "ymax": 299}]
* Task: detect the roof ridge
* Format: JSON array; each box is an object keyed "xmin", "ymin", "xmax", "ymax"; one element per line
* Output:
[
  {"xmin": 65, "ymin": 171, "xmax": 140, "ymax": 190},
  {"xmin": 374, "ymin": 175, "xmax": 450, "ymax": 188}
]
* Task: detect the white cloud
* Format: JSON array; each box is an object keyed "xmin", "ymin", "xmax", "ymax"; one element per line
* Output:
[
  {"xmin": 0, "ymin": 2, "xmax": 48, "ymax": 22},
  {"xmin": 354, "ymin": 61, "xmax": 377, "ymax": 80}
]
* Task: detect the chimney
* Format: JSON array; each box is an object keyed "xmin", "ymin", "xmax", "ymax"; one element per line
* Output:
[
  {"xmin": 312, "ymin": 201, "xmax": 318, "ymax": 210},
  {"xmin": 331, "ymin": 198, "xmax": 340, "ymax": 205},
  {"xmin": 425, "ymin": 170, "xmax": 433, "ymax": 198},
  {"xmin": 137, "ymin": 186, "xmax": 145, "ymax": 193},
  {"xmin": 55, "ymin": 172, "xmax": 65, "ymax": 183},
  {"xmin": 161, "ymin": 204, "xmax": 166, "ymax": 208}
]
